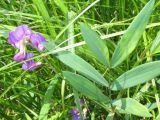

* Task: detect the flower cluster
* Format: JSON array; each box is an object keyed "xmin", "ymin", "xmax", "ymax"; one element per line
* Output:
[
  {"xmin": 8, "ymin": 25, "xmax": 46, "ymax": 71},
  {"xmin": 69, "ymin": 99, "xmax": 87, "ymax": 120}
]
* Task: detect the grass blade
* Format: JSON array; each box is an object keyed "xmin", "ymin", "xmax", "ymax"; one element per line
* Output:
[
  {"xmin": 39, "ymin": 78, "xmax": 58, "ymax": 120},
  {"xmin": 32, "ymin": 0, "xmax": 56, "ymax": 37},
  {"xmin": 54, "ymin": 0, "xmax": 68, "ymax": 15}
]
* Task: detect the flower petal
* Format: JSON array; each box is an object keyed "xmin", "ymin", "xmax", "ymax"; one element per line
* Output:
[
  {"xmin": 13, "ymin": 52, "xmax": 26, "ymax": 62},
  {"xmin": 22, "ymin": 62, "xmax": 28, "ymax": 71},
  {"xmin": 30, "ymin": 33, "xmax": 46, "ymax": 51},
  {"xmin": 13, "ymin": 25, "xmax": 25, "ymax": 41},
  {"xmin": 22, "ymin": 53, "xmax": 42, "ymax": 71},
  {"xmin": 8, "ymin": 25, "xmax": 32, "ymax": 48},
  {"xmin": 22, "ymin": 25, "xmax": 32, "ymax": 39},
  {"xmin": 69, "ymin": 109, "xmax": 79, "ymax": 115}
]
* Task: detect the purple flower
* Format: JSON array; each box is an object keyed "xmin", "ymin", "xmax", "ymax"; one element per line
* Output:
[
  {"xmin": 13, "ymin": 52, "xmax": 26, "ymax": 62},
  {"xmin": 8, "ymin": 25, "xmax": 32, "ymax": 62},
  {"xmin": 22, "ymin": 53, "xmax": 42, "ymax": 71},
  {"xmin": 80, "ymin": 99, "xmax": 85, "ymax": 106},
  {"xmin": 8, "ymin": 25, "xmax": 46, "ymax": 71},
  {"xmin": 69, "ymin": 108, "xmax": 87, "ymax": 120},
  {"xmin": 69, "ymin": 99, "xmax": 87, "ymax": 120},
  {"xmin": 69, "ymin": 109, "xmax": 80, "ymax": 120},
  {"xmin": 8, "ymin": 25, "xmax": 32, "ymax": 49},
  {"xmin": 30, "ymin": 33, "xmax": 46, "ymax": 51}
]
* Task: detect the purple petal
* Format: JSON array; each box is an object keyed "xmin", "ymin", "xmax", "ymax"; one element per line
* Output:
[
  {"xmin": 22, "ymin": 53, "xmax": 42, "ymax": 71},
  {"xmin": 22, "ymin": 25, "xmax": 32, "ymax": 39},
  {"xmin": 26, "ymin": 52, "xmax": 34, "ymax": 59},
  {"xmin": 22, "ymin": 62, "xmax": 28, "ymax": 71},
  {"xmin": 13, "ymin": 25, "xmax": 25, "ymax": 40},
  {"xmin": 72, "ymin": 114, "xmax": 80, "ymax": 120},
  {"xmin": 8, "ymin": 32, "xmax": 19, "ymax": 48},
  {"xmin": 69, "ymin": 109, "xmax": 80, "ymax": 120},
  {"xmin": 30, "ymin": 33, "xmax": 46, "ymax": 51},
  {"xmin": 69, "ymin": 108, "xmax": 87, "ymax": 120},
  {"xmin": 29, "ymin": 62, "xmax": 42, "ymax": 71},
  {"xmin": 14, "ymin": 25, "xmax": 32, "ymax": 40},
  {"xmin": 80, "ymin": 99, "xmax": 85, "ymax": 106},
  {"xmin": 13, "ymin": 52, "xmax": 26, "ymax": 62},
  {"xmin": 8, "ymin": 25, "xmax": 32, "ymax": 48},
  {"xmin": 22, "ymin": 62, "xmax": 42, "ymax": 71},
  {"xmin": 69, "ymin": 109, "xmax": 79, "ymax": 115}
]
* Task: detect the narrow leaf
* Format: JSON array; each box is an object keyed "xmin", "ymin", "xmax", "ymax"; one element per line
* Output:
[
  {"xmin": 111, "ymin": 0, "xmax": 155, "ymax": 67},
  {"xmin": 150, "ymin": 31, "xmax": 160, "ymax": 54},
  {"xmin": 44, "ymin": 41, "xmax": 109, "ymax": 87},
  {"xmin": 54, "ymin": 0, "xmax": 68, "ymax": 15},
  {"xmin": 111, "ymin": 61, "xmax": 160, "ymax": 90},
  {"xmin": 63, "ymin": 71, "xmax": 110, "ymax": 103},
  {"xmin": 39, "ymin": 78, "xmax": 58, "ymax": 120},
  {"xmin": 32, "ymin": 0, "xmax": 56, "ymax": 37},
  {"xmin": 112, "ymin": 98, "xmax": 152, "ymax": 117},
  {"xmin": 80, "ymin": 23, "xmax": 110, "ymax": 66},
  {"xmin": 57, "ymin": 52, "xmax": 109, "ymax": 87}
]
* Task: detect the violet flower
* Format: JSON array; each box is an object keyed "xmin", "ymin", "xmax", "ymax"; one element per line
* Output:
[
  {"xmin": 69, "ymin": 109, "xmax": 80, "ymax": 120},
  {"xmin": 30, "ymin": 33, "xmax": 46, "ymax": 51},
  {"xmin": 22, "ymin": 53, "xmax": 42, "ymax": 71},
  {"xmin": 69, "ymin": 108, "xmax": 87, "ymax": 120},
  {"xmin": 13, "ymin": 52, "xmax": 26, "ymax": 62},
  {"xmin": 80, "ymin": 99, "xmax": 85, "ymax": 106},
  {"xmin": 69, "ymin": 99, "xmax": 87, "ymax": 120},
  {"xmin": 8, "ymin": 25, "xmax": 46, "ymax": 71},
  {"xmin": 8, "ymin": 25, "xmax": 32, "ymax": 62},
  {"xmin": 8, "ymin": 25, "xmax": 32, "ymax": 49}
]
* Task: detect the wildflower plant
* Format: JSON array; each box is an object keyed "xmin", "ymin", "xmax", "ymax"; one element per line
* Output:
[
  {"xmin": 8, "ymin": 25, "xmax": 46, "ymax": 71},
  {"xmin": 69, "ymin": 99, "xmax": 87, "ymax": 120},
  {"xmin": 44, "ymin": 0, "xmax": 159, "ymax": 119},
  {"xmin": 1, "ymin": 0, "xmax": 160, "ymax": 120}
]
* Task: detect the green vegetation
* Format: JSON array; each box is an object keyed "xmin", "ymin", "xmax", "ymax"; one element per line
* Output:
[{"xmin": 0, "ymin": 0, "xmax": 160, "ymax": 119}]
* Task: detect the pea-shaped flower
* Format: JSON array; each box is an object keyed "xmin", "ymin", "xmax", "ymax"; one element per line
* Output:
[
  {"xmin": 69, "ymin": 99, "xmax": 87, "ymax": 120},
  {"xmin": 8, "ymin": 25, "xmax": 46, "ymax": 71},
  {"xmin": 69, "ymin": 108, "xmax": 87, "ymax": 120},
  {"xmin": 8, "ymin": 25, "xmax": 32, "ymax": 61},
  {"xmin": 30, "ymin": 33, "xmax": 46, "ymax": 51},
  {"xmin": 8, "ymin": 25, "xmax": 32, "ymax": 49},
  {"xmin": 22, "ymin": 53, "xmax": 42, "ymax": 71}
]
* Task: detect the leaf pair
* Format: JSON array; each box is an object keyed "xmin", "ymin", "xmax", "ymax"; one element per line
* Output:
[
  {"xmin": 80, "ymin": 0, "xmax": 155, "ymax": 68},
  {"xmin": 42, "ymin": 0, "xmax": 156, "ymax": 118},
  {"xmin": 63, "ymin": 71, "xmax": 152, "ymax": 117}
]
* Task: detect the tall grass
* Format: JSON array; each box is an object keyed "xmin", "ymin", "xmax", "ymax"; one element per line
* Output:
[{"xmin": 0, "ymin": 0, "xmax": 160, "ymax": 119}]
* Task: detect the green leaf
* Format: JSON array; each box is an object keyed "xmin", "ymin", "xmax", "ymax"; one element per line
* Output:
[
  {"xmin": 80, "ymin": 23, "xmax": 110, "ymax": 66},
  {"xmin": 32, "ymin": 0, "xmax": 56, "ymax": 37},
  {"xmin": 150, "ymin": 31, "xmax": 160, "ymax": 54},
  {"xmin": 112, "ymin": 98, "xmax": 152, "ymax": 117},
  {"xmin": 25, "ymin": 113, "xmax": 32, "ymax": 120},
  {"xmin": 47, "ymin": 112, "xmax": 62, "ymax": 120},
  {"xmin": 111, "ymin": 61, "xmax": 160, "ymax": 90},
  {"xmin": 39, "ymin": 78, "xmax": 58, "ymax": 120},
  {"xmin": 63, "ymin": 71, "xmax": 110, "ymax": 103},
  {"xmin": 54, "ymin": 0, "xmax": 68, "ymax": 15},
  {"xmin": 57, "ymin": 52, "xmax": 109, "ymax": 87},
  {"xmin": 44, "ymin": 41, "xmax": 109, "ymax": 87},
  {"xmin": 111, "ymin": 0, "xmax": 155, "ymax": 67}
]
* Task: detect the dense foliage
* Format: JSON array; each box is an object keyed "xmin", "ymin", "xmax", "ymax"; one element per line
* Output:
[{"xmin": 0, "ymin": 0, "xmax": 160, "ymax": 120}]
